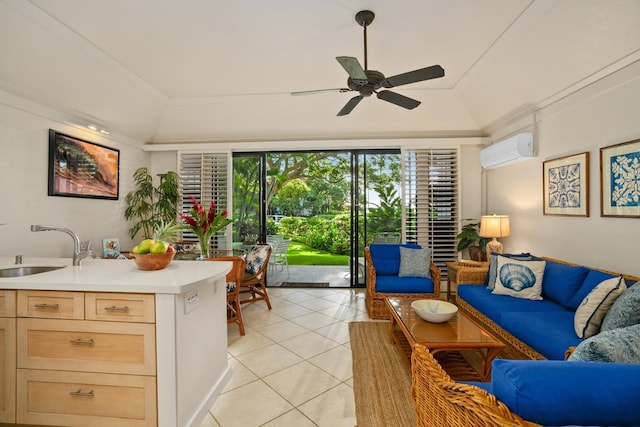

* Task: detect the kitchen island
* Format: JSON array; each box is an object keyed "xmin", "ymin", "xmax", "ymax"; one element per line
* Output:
[{"xmin": 0, "ymin": 256, "xmax": 231, "ymax": 427}]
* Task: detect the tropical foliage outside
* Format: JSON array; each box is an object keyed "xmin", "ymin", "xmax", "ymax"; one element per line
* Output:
[{"xmin": 233, "ymin": 152, "xmax": 401, "ymax": 264}]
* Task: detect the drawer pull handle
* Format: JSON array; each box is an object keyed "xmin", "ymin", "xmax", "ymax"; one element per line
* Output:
[
  {"xmin": 105, "ymin": 305, "xmax": 130, "ymax": 312},
  {"xmin": 34, "ymin": 303, "xmax": 59, "ymax": 309},
  {"xmin": 70, "ymin": 338, "xmax": 94, "ymax": 345},
  {"xmin": 70, "ymin": 389, "xmax": 95, "ymax": 397}
]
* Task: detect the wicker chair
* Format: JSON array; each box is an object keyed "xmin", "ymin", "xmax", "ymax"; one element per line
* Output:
[
  {"xmin": 239, "ymin": 244, "xmax": 273, "ymax": 310},
  {"xmin": 364, "ymin": 245, "xmax": 441, "ymax": 319},
  {"xmin": 209, "ymin": 256, "xmax": 246, "ymax": 336},
  {"xmin": 411, "ymin": 342, "xmax": 540, "ymax": 427}
]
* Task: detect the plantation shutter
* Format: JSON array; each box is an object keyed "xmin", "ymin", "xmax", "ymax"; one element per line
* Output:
[
  {"xmin": 178, "ymin": 152, "xmax": 231, "ymax": 251},
  {"xmin": 403, "ymin": 148, "xmax": 459, "ymax": 276}
]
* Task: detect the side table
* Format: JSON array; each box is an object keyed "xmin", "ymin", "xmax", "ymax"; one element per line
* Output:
[{"xmin": 445, "ymin": 261, "xmax": 489, "ymax": 302}]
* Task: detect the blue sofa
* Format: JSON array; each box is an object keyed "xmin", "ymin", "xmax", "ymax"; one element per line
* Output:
[
  {"xmin": 364, "ymin": 243, "xmax": 440, "ymax": 319},
  {"xmin": 450, "ymin": 256, "xmax": 640, "ymax": 426},
  {"xmin": 457, "ymin": 256, "xmax": 639, "ymax": 360}
]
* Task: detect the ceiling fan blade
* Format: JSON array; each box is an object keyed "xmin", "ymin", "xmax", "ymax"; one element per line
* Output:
[
  {"xmin": 377, "ymin": 90, "xmax": 421, "ymax": 110},
  {"xmin": 291, "ymin": 88, "xmax": 350, "ymax": 96},
  {"xmin": 382, "ymin": 65, "xmax": 445, "ymax": 88},
  {"xmin": 337, "ymin": 95, "xmax": 363, "ymax": 116},
  {"xmin": 336, "ymin": 56, "xmax": 368, "ymax": 84}
]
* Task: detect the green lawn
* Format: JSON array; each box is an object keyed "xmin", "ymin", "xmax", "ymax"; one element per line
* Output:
[{"xmin": 286, "ymin": 241, "xmax": 349, "ymax": 266}]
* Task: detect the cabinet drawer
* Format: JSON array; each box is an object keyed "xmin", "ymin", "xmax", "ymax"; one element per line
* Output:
[
  {"xmin": 0, "ymin": 290, "xmax": 16, "ymax": 317},
  {"xmin": 17, "ymin": 290, "xmax": 84, "ymax": 319},
  {"xmin": 17, "ymin": 369, "xmax": 157, "ymax": 427},
  {"xmin": 17, "ymin": 318, "xmax": 156, "ymax": 375},
  {"xmin": 85, "ymin": 292, "xmax": 155, "ymax": 323}
]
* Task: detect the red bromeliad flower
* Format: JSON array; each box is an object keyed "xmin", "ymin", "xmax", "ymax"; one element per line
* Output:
[{"xmin": 180, "ymin": 196, "xmax": 233, "ymax": 251}]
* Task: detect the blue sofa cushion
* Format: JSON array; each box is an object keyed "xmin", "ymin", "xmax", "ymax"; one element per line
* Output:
[
  {"xmin": 500, "ymin": 311, "xmax": 582, "ymax": 360},
  {"xmin": 369, "ymin": 243, "xmax": 421, "ymax": 276},
  {"xmin": 398, "ymin": 246, "xmax": 432, "ymax": 278},
  {"xmin": 601, "ymin": 280, "xmax": 640, "ymax": 331},
  {"xmin": 491, "ymin": 359, "xmax": 640, "ymax": 426},
  {"xmin": 457, "ymin": 285, "xmax": 566, "ymax": 325},
  {"xmin": 375, "ymin": 275, "xmax": 434, "ymax": 293},
  {"xmin": 541, "ymin": 261, "xmax": 589, "ymax": 308},
  {"xmin": 567, "ymin": 269, "xmax": 616, "ymax": 311},
  {"xmin": 568, "ymin": 323, "xmax": 640, "ymax": 363}
]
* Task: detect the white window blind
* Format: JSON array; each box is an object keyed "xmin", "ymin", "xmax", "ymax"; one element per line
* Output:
[
  {"xmin": 403, "ymin": 148, "xmax": 459, "ymax": 275},
  {"xmin": 178, "ymin": 152, "xmax": 231, "ymax": 251}
]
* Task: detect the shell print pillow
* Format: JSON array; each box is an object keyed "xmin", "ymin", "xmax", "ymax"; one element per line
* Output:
[{"xmin": 492, "ymin": 256, "xmax": 547, "ymax": 300}]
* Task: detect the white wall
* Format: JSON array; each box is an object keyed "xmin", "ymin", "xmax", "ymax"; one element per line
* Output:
[
  {"xmin": 486, "ymin": 65, "xmax": 640, "ymax": 276},
  {"xmin": 0, "ymin": 91, "xmax": 148, "ymax": 258}
]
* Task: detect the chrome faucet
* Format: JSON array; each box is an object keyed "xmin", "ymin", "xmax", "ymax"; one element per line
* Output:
[{"xmin": 31, "ymin": 224, "xmax": 88, "ymax": 266}]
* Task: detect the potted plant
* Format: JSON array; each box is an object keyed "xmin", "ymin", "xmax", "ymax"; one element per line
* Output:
[
  {"xmin": 456, "ymin": 220, "xmax": 490, "ymax": 262},
  {"xmin": 124, "ymin": 167, "xmax": 180, "ymax": 240}
]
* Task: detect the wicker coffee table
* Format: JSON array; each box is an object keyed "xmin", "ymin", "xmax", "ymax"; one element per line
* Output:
[{"xmin": 385, "ymin": 297, "xmax": 504, "ymax": 381}]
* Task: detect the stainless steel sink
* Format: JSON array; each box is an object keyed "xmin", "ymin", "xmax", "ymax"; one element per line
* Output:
[{"xmin": 0, "ymin": 266, "xmax": 65, "ymax": 278}]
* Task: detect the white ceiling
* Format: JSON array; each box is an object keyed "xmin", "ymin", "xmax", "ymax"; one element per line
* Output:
[{"xmin": 1, "ymin": 0, "xmax": 639, "ymax": 144}]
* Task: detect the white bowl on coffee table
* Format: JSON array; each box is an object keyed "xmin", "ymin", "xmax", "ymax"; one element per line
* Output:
[{"xmin": 411, "ymin": 299, "xmax": 458, "ymax": 323}]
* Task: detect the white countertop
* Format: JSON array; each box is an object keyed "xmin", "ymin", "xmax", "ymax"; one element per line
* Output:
[{"xmin": 0, "ymin": 257, "xmax": 231, "ymax": 294}]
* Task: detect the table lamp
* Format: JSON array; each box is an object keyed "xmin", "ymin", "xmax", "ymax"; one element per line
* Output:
[{"xmin": 479, "ymin": 214, "xmax": 510, "ymax": 259}]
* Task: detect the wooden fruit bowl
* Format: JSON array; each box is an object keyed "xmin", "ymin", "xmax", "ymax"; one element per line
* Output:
[{"xmin": 131, "ymin": 251, "xmax": 175, "ymax": 271}]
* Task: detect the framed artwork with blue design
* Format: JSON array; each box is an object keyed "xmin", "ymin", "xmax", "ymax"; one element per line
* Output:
[
  {"xmin": 600, "ymin": 138, "xmax": 640, "ymax": 217},
  {"xmin": 543, "ymin": 152, "xmax": 589, "ymax": 216}
]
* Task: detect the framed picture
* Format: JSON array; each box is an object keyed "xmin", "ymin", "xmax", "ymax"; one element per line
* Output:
[
  {"xmin": 48, "ymin": 129, "xmax": 120, "ymax": 200},
  {"xmin": 600, "ymin": 138, "xmax": 640, "ymax": 217},
  {"xmin": 102, "ymin": 238, "xmax": 121, "ymax": 259},
  {"xmin": 543, "ymin": 152, "xmax": 589, "ymax": 216}
]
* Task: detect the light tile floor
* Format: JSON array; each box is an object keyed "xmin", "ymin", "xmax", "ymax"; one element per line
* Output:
[{"xmin": 200, "ymin": 287, "xmax": 371, "ymax": 427}]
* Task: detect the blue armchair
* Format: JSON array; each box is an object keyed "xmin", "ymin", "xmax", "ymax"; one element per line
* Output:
[{"xmin": 364, "ymin": 244, "xmax": 441, "ymax": 319}]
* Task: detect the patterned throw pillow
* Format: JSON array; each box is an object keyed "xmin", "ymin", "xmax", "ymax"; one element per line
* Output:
[
  {"xmin": 492, "ymin": 257, "xmax": 546, "ymax": 300},
  {"xmin": 245, "ymin": 245, "xmax": 270, "ymax": 275},
  {"xmin": 574, "ymin": 277, "xmax": 626, "ymax": 339},
  {"xmin": 398, "ymin": 246, "xmax": 432, "ymax": 278},
  {"xmin": 485, "ymin": 253, "xmax": 534, "ymax": 290},
  {"xmin": 601, "ymin": 281, "xmax": 640, "ymax": 332},
  {"xmin": 568, "ymin": 324, "xmax": 640, "ymax": 363}
]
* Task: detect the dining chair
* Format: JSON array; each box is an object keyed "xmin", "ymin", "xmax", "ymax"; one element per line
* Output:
[
  {"xmin": 269, "ymin": 239, "xmax": 291, "ymax": 276},
  {"xmin": 239, "ymin": 244, "xmax": 273, "ymax": 310},
  {"xmin": 208, "ymin": 255, "xmax": 246, "ymax": 335}
]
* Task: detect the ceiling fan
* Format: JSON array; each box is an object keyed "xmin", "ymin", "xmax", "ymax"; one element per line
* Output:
[{"xmin": 291, "ymin": 10, "xmax": 445, "ymax": 116}]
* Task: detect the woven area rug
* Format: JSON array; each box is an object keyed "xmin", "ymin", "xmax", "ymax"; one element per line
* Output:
[
  {"xmin": 280, "ymin": 282, "xmax": 330, "ymax": 287},
  {"xmin": 349, "ymin": 321, "xmax": 415, "ymax": 427}
]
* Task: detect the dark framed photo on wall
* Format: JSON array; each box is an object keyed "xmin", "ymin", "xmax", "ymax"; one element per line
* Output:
[
  {"xmin": 542, "ymin": 152, "xmax": 589, "ymax": 216},
  {"xmin": 600, "ymin": 138, "xmax": 640, "ymax": 217},
  {"xmin": 48, "ymin": 129, "xmax": 120, "ymax": 200}
]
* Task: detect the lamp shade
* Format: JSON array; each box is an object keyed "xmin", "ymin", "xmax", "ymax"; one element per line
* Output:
[{"xmin": 479, "ymin": 215, "xmax": 510, "ymax": 238}]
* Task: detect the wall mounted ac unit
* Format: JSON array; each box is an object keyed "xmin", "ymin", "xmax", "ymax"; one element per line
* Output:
[{"xmin": 480, "ymin": 132, "xmax": 534, "ymax": 169}]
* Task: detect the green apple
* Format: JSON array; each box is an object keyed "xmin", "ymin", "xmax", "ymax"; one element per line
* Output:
[
  {"xmin": 150, "ymin": 241, "xmax": 169, "ymax": 254},
  {"xmin": 131, "ymin": 245, "xmax": 141, "ymax": 254},
  {"xmin": 137, "ymin": 239, "xmax": 155, "ymax": 254}
]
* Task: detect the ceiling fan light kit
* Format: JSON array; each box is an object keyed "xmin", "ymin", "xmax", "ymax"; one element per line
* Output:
[{"xmin": 292, "ymin": 10, "xmax": 445, "ymax": 116}]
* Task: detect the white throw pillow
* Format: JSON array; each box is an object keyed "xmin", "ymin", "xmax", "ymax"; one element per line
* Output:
[
  {"xmin": 492, "ymin": 257, "xmax": 546, "ymax": 300},
  {"xmin": 574, "ymin": 276, "xmax": 626, "ymax": 339}
]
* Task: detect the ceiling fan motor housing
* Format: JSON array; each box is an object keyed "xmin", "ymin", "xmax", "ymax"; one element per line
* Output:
[{"xmin": 347, "ymin": 70, "xmax": 385, "ymax": 95}]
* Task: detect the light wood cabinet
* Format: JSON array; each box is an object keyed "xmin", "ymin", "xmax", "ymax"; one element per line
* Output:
[
  {"xmin": 11, "ymin": 290, "xmax": 157, "ymax": 426},
  {"xmin": 0, "ymin": 290, "xmax": 16, "ymax": 423},
  {"xmin": 17, "ymin": 369, "xmax": 157, "ymax": 427},
  {"xmin": 17, "ymin": 290, "xmax": 84, "ymax": 319},
  {"xmin": 85, "ymin": 292, "xmax": 155, "ymax": 323}
]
